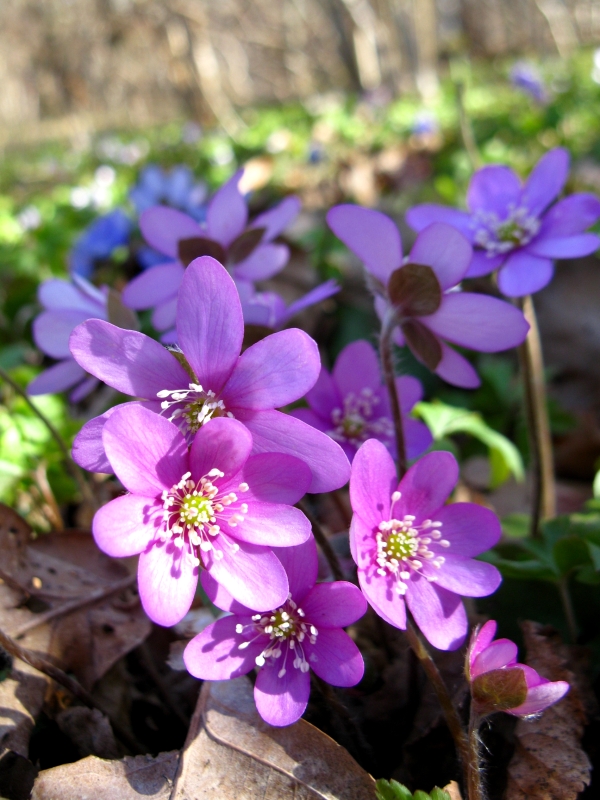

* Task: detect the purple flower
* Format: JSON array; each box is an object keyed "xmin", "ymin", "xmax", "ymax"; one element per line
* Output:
[
  {"xmin": 236, "ymin": 278, "xmax": 340, "ymax": 330},
  {"xmin": 122, "ymin": 170, "xmax": 300, "ymax": 339},
  {"xmin": 290, "ymin": 339, "xmax": 432, "ymax": 462},
  {"xmin": 69, "ymin": 210, "xmax": 132, "ymax": 278},
  {"xmin": 327, "ymin": 208, "xmax": 529, "ymax": 388},
  {"xmin": 349, "ymin": 442, "xmax": 502, "ymax": 650},
  {"xmin": 184, "ymin": 536, "xmax": 366, "ymax": 726},
  {"xmin": 467, "ymin": 620, "xmax": 569, "ymax": 716},
  {"xmin": 69, "ymin": 256, "xmax": 351, "ymax": 494},
  {"xmin": 510, "ymin": 62, "xmax": 547, "ymax": 105},
  {"xmin": 28, "ymin": 275, "xmax": 108, "ymax": 401},
  {"xmin": 93, "ymin": 406, "xmax": 313, "ymax": 626},
  {"xmin": 406, "ymin": 149, "xmax": 600, "ymax": 297},
  {"xmin": 129, "ymin": 164, "xmax": 208, "ymax": 222}
]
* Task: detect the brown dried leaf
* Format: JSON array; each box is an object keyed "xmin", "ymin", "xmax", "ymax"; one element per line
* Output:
[
  {"xmin": 55, "ymin": 707, "xmax": 121, "ymax": 759},
  {"xmin": 171, "ymin": 676, "xmax": 376, "ymax": 799},
  {"xmin": 401, "ymin": 319, "xmax": 442, "ymax": 371},
  {"xmin": 387, "ymin": 263, "xmax": 441, "ymax": 317},
  {"xmin": 505, "ymin": 622, "xmax": 591, "ymax": 800},
  {"xmin": 177, "ymin": 236, "xmax": 226, "ymax": 266},
  {"xmin": 31, "ymin": 751, "xmax": 179, "ymax": 800}
]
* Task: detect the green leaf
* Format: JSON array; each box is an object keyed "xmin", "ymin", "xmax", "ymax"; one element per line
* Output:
[
  {"xmin": 414, "ymin": 400, "xmax": 524, "ymax": 487},
  {"xmin": 587, "ymin": 541, "xmax": 600, "ymax": 571},
  {"xmin": 375, "ymin": 779, "xmax": 413, "ymax": 800},
  {"xmin": 592, "ymin": 468, "xmax": 600, "ymax": 499},
  {"xmin": 502, "ymin": 513, "xmax": 530, "ymax": 539},
  {"xmin": 553, "ymin": 536, "xmax": 591, "ymax": 576}
]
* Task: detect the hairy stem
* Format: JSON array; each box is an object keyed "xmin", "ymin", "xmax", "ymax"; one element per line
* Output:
[
  {"xmin": 0, "ymin": 625, "xmax": 143, "ymax": 754},
  {"xmin": 297, "ymin": 499, "xmax": 344, "ymax": 581},
  {"xmin": 0, "ymin": 367, "xmax": 98, "ymax": 513},
  {"xmin": 467, "ymin": 706, "xmax": 484, "ymax": 800},
  {"xmin": 517, "ymin": 295, "xmax": 556, "ymax": 536},
  {"xmin": 404, "ymin": 619, "xmax": 469, "ymax": 773},
  {"xmin": 379, "ymin": 313, "xmax": 407, "ymax": 478}
]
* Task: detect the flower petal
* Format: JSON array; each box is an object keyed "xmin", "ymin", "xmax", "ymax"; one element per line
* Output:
[
  {"xmin": 176, "ymin": 257, "xmax": 244, "ymax": 393},
  {"xmin": 184, "ymin": 616, "xmax": 265, "ymax": 680},
  {"xmin": 468, "ymin": 620, "xmax": 498, "ymax": 677},
  {"xmin": 278, "ymin": 280, "xmax": 340, "ymax": 326},
  {"xmin": 204, "ymin": 539, "xmax": 289, "ymax": 612},
  {"xmin": 254, "ymin": 658, "xmax": 311, "ymax": 726},
  {"xmin": 467, "ymin": 166, "xmax": 521, "ymax": 215},
  {"xmin": 253, "ymin": 196, "xmax": 301, "ymax": 241},
  {"xmin": 472, "ymin": 639, "xmax": 518, "ymax": 676},
  {"xmin": 520, "ymin": 148, "xmax": 569, "ymax": 217},
  {"xmin": 327, "ymin": 205, "xmax": 402, "ymax": 283},
  {"xmin": 397, "ymin": 375, "xmax": 423, "ymax": 412},
  {"xmin": 93, "ymin": 495, "xmax": 163, "ymax": 557},
  {"xmin": 38, "ymin": 279, "xmax": 104, "ymax": 314},
  {"xmin": 358, "ymin": 566, "xmax": 406, "ymax": 629},
  {"xmin": 408, "ymin": 223, "xmax": 472, "ymax": 289},
  {"xmin": 223, "ymin": 503, "xmax": 311, "ymax": 547},
  {"xmin": 121, "ymin": 262, "xmax": 184, "ymax": 310},
  {"xmin": 333, "ymin": 340, "xmax": 381, "ymax": 398},
  {"xmin": 527, "ymin": 233, "xmax": 599, "ymax": 259},
  {"xmin": 406, "ymin": 204, "xmax": 473, "ymax": 238},
  {"xmin": 200, "ymin": 570, "xmax": 251, "ymax": 614},
  {"xmin": 509, "ymin": 681, "xmax": 569, "ymax": 716},
  {"xmin": 349, "ymin": 438, "xmax": 396, "ymax": 529},
  {"xmin": 497, "ymin": 251, "xmax": 554, "ymax": 297},
  {"xmin": 304, "ymin": 366, "xmax": 341, "ymax": 420},
  {"xmin": 189, "ymin": 417, "xmax": 252, "ymax": 483},
  {"xmin": 241, "ymin": 452, "xmax": 312, "ymax": 504},
  {"xmin": 34, "ymin": 310, "xmax": 93, "ymax": 359},
  {"xmin": 151, "ymin": 296, "xmax": 178, "ymax": 332},
  {"xmin": 27, "ymin": 359, "xmax": 86, "ymax": 396},
  {"xmin": 273, "ymin": 538, "xmax": 318, "ymax": 603},
  {"xmin": 288, "ymin": 407, "xmax": 331, "ymax": 434},
  {"xmin": 406, "ymin": 576, "xmax": 468, "ymax": 650},
  {"xmin": 103, "ymin": 404, "xmax": 189, "ymax": 495},
  {"xmin": 394, "ymin": 450, "xmax": 458, "ymax": 524},
  {"xmin": 206, "ymin": 170, "xmax": 247, "ymax": 246},
  {"xmin": 537, "ymin": 192, "xmax": 600, "ymax": 238},
  {"xmin": 427, "ymin": 554, "xmax": 501, "ymax": 597},
  {"xmin": 304, "ymin": 628, "xmax": 364, "ymax": 687},
  {"xmin": 237, "ymin": 409, "xmax": 351, "ymax": 494},
  {"xmin": 466, "ymin": 250, "xmax": 504, "ymax": 279},
  {"xmin": 69, "ymin": 320, "xmax": 190, "ymax": 398},
  {"xmin": 301, "ymin": 582, "xmax": 367, "ymax": 628},
  {"xmin": 222, "ymin": 329, "xmax": 320, "ymax": 411},
  {"xmin": 404, "ymin": 418, "xmax": 434, "ymax": 461},
  {"xmin": 69, "ymin": 375, "xmax": 99, "ymax": 403},
  {"xmin": 140, "ymin": 206, "xmax": 202, "ymax": 258},
  {"xmin": 435, "ymin": 342, "xmax": 481, "ymax": 388},
  {"xmin": 138, "ymin": 539, "xmax": 198, "ymax": 626},
  {"xmin": 433, "ymin": 503, "xmax": 502, "ymax": 556},
  {"xmin": 424, "ymin": 293, "xmax": 529, "ymax": 352},
  {"xmin": 233, "ymin": 243, "xmax": 289, "ymax": 281}
]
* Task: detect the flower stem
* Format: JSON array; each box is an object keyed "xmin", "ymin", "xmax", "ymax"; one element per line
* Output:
[
  {"xmin": 379, "ymin": 312, "xmax": 407, "ymax": 478},
  {"xmin": 557, "ymin": 577, "xmax": 578, "ymax": 643},
  {"xmin": 467, "ymin": 706, "xmax": 484, "ymax": 800},
  {"xmin": 0, "ymin": 367, "xmax": 98, "ymax": 514},
  {"xmin": 404, "ymin": 618, "xmax": 469, "ymax": 774},
  {"xmin": 297, "ymin": 499, "xmax": 344, "ymax": 581},
  {"xmin": 517, "ymin": 295, "xmax": 556, "ymax": 536}
]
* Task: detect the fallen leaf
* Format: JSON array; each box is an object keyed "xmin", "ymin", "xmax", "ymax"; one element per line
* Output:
[
  {"xmin": 55, "ymin": 707, "xmax": 121, "ymax": 759},
  {"xmin": 505, "ymin": 621, "xmax": 592, "ymax": 800}
]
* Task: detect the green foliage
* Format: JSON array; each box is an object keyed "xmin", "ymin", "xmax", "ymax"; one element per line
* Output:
[{"xmin": 375, "ymin": 779, "xmax": 450, "ymax": 800}]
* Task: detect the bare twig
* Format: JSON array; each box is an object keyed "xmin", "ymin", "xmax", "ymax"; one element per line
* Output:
[{"xmin": 297, "ymin": 499, "xmax": 344, "ymax": 581}]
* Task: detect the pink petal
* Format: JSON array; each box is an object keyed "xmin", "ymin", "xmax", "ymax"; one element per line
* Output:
[
  {"xmin": 206, "ymin": 170, "xmax": 247, "ymax": 247},
  {"xmin": 69, "ymin": 320, "xmax": 190, "ymax": 398},
  {"xmin": 304, "ymin": 628, "xmax": 364, "ymax": 686},
  {"xmin": 34, "ymin": 310, "xmax": 93, "ymax": 359},
  {"xmin": 121, "ymin": 262, "xmax": 184, "ymax": 310},
  {"xmin": 288, "ymin": 407, "xmax": 331, "ymax": 434},
  {"xmin": 397, "ymin": 375, "xmax": 423, "ymax": 413},
  {"xmin": 189, "ymin": 417, "xmax": 252, "ymax": 483},
  {"xmin": 241, "ymin": 452, "xmax": 312, "ymax": 505},
  {"xmin": 200, "ymin": 570, "xmax": 251, "ymax": 614},
  {"xmin": 527, "ymin": 233, "xmax": 599, "ymax": 259},
  {"xmin": 254, "ymin": 659, "xmax": 311, "ymax": 726},
  {"xmin": 497, "ymin": 251, "xmax": 554, "ymax": 297},
  {"xmin": 358, "ymin": 566, "xmax": 407, "ymax": 629},
  {"xmin": 72, "ymin": 406, "xmax": 119, "ymax": 473},
  {"xmin": 466, "ymin": 250, "xmax": 504, "ymax": 279},
  {"xmin": 184, "ymin": 617, "xmax": 265, "ymax": 680},
  {"xmin": 140, "ymin": 206, "xmax": 202, "ymax": 258},
  {"xmin": 27, "ymin": 359, "xmax": 86, "ymax": 396},
  {"xmin": 253, "ymin": 196, "xmax": 301, "ymax": 241},
  {"xmin": 467, "ymin": 166, "xmax": 521, "ymax": 215},
  {"xmin": 301, "ymin": 582, "xmax": 367, "ymax": 628},
  {"xmin": 333, "ymin": 339, "xmax": 381, "ymax": 398},
  {"xmin": 273, "ymin": 538, "xmax": 318, "ymax": 603},
  {"xmin": 404, "ymin": 418, "xmax": 434, "ymax": 461},
  {"xmin": 138, "ymin": 539, "xmax": 198, "ymax": 627},
  {"xmin": 433, "ymin": 503, "xmax": 502, "ymax": 557},
  {"xmin": 349, "ymin": 438, "xmax": 396, "ymax": 530},
  {"xmin": 237, "ymin": 409, "xmax": 351, "ymax": 494},
  {"xmin": 103, "ymin": 404, "xmax": 189, "ymax": 496},
  {"xmin": 406, "ymin": 576, "xmax": 468, "ymax": 650},
  {"xmin": 394, "ymin": 450, "xmax": 458, "ymax": 523},
  {"xmin": 176, "ymin": 257, "xmax": 243, "ymax": 394},
  {"xmin": 69, "ymin": 375, "xmax": 99, "ymax": 403},
  {"xmin": 222, "ymin": 329, "xmax": 320, "ymax": 411},
  {"xmin": 93, "ymin": 495, "xmax": 162, "ymax": 557},
  {"xmin": 38, "ymin": 279, "xmax": 104, "ymax": 314},
  {"xmin": 223, "ymin": 503, "xmax": 311, "ymax": 547},
  {"xmin": 537, "ymin": 193, "xmax": 600, "ymax": 238},
  {"xmin": 151, "ymin": 296, "xmax": 178, "ymax": 332},
  {"xmin": 509, "ymin": 681, "xmax": 569, "ymax": 716},
  {"xmin": 406, "ymin": 204, "xmax": 473, "ymax": 238},
  {"xmin": 304, "ymin": 367, "xmax": 341, "ymax": 420},
  {"xmin": 435, "ymin": 342, "xmax": 481, "ymax": 388},
  {"xmin": 427, "ymin": 554, "xmax": 501, "ymax": 597},
  {"xmin": 327, "ymin": 205, "xmax": 402, "ymax": 283},
  {"xmin": 520, "ymin": 148, "xmax": 569, "ymax": 217},
  {"xmin": 233, "ymin": 243, "xmax": 289, "ymax": 281},
  {"xmin": 468, "ymin": 620, "xmax": 498, "ymax": 677},
  {"xmin": 472, "ymin": 639, "xmax": 518, "ymax": 677},
  {"xmin": 408, "ymin": 223, "xmax": 472, "ymax": 289}
]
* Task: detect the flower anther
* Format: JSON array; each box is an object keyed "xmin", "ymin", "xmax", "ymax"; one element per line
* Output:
[
  {"xmin": 329, "ymin": 388, "xmax": 394, "ymax": 446},
  {"xmin": 157, "ymin": 383, "xmax": 234, "ymax": 436},
  {"xmin": 473, "ymin": 205, "xmax": 540, "ymax": 257}
]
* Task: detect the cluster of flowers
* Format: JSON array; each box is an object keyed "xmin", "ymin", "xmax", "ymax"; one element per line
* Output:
[{"xmin": 30, "ymin": 148, "xmax": 590, "ymax": 726}]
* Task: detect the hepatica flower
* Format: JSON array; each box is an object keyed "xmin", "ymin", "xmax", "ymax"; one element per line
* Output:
[
  {"xmin": 349, "ymin": 443, "xmax": 502, "ymax": 650},
  {"xmin": 467, "ymin": 620, "xmax": 569, "ymax": 717},
  {"xmin": 291, "ymin": 339, "xmax": 432, "ymax": 462},
  {"xmin": 70, "ymin": 257, "xmax": 350, "ymax": 494},
  {"xmin": 94, "ymin": 406, "xmax": 313, "ymax": 626},
  {"xmin": 237, "ymin": 279, "xmax": 340, "ymax": 330},
  {"xmin": 28, "ymin": 275, "xmax": 109, "ymax": 401},
  {"xmin": 328, "ymin": 207, "xmax": 529, "ymax": 388},
  {"xmin": 184, "ymin": 537, "xmax": 366, "ymax": 726},
  {"xmin": 407, "ymin": 148, "xmax": 600, "ymax": 296},
  {"xmin": 69, "ymin": 210, "xmax": 132, "ymax": 278},
  {"xmin": 129, "ymin": 164, "xmax": 207, "ymax": 221},
  {"xmin": 122, "ymin": 169, "xmax": 300, "ymax": 339}
]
